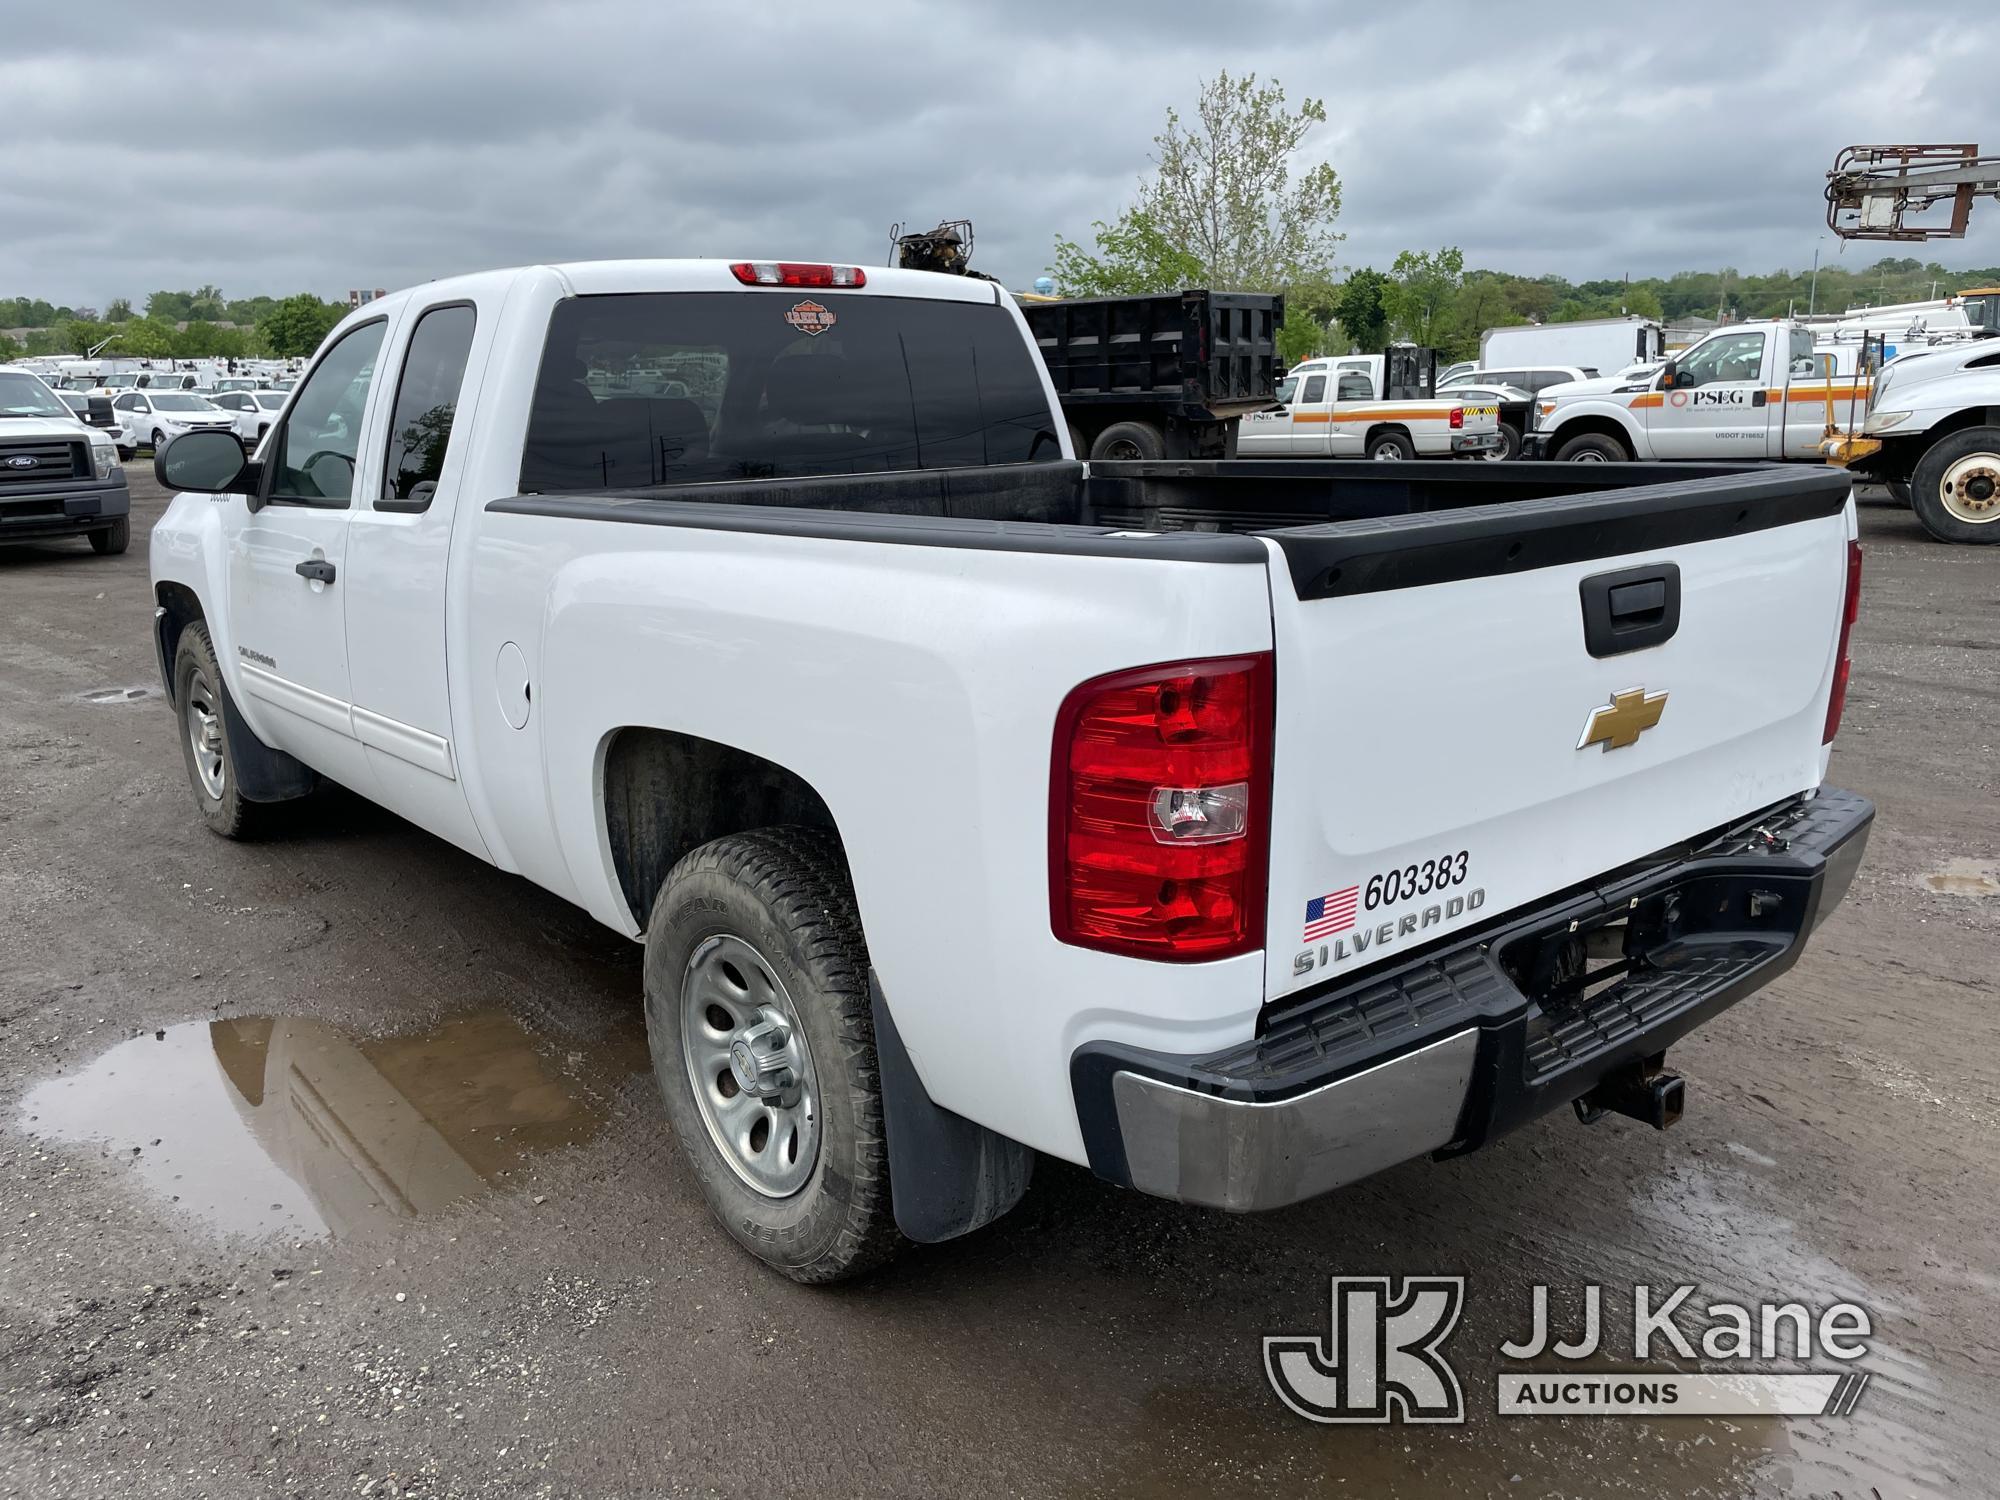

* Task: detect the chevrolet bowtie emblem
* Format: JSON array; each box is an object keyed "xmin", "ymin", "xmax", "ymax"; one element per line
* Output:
[{"xmin": 1578, "ymin": 688, "xmax": 1668, "ymax": 751}]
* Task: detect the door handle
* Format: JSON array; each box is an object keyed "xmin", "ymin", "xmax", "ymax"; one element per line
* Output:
[{"xmin": 295, "ymin": 559, "xmax": 336, "ymax": 585}]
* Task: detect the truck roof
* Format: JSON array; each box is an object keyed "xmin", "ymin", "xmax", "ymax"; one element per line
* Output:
[{"xmin": 355, "ymin": 259, "xmax": 999, "ymax": 319}]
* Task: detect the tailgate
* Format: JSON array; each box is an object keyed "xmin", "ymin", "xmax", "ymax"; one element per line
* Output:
[{"xmin": 1259, "ymin": 470, "xmax": 1854, "ymax": 1000}]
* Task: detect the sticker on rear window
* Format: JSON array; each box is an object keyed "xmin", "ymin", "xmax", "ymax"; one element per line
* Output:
[{"xmin": 786, "ymin": 300, "xmax": 836, "ymax": 337}]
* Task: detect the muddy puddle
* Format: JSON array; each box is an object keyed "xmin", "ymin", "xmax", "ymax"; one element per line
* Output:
[
  {"xmin": 1916, "ymin": 858, "xmax": 2000, "ymax": 898},
  {"xmin": 19, "ymin": 1009, "xmax": 650, "ymax": 1239}
]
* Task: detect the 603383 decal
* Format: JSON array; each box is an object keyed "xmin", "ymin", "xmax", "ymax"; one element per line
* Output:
[{"xmin": 1365, "ymin": 850, "xmax": 1470, "ymax": 910}]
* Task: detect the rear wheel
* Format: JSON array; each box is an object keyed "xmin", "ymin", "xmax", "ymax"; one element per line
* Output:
[
  {"xmin": 1554, "ymin": 431, "xmax": 1630, "ymax": 463},
  {"xmin": 1089, "ymin": 420, "xmax": 1167, "ymax": 462},
  {"xmin": 1367, "ymin": 429, "xmax": 1415, "ymax": 461},
  {"xmin": 88, "ymin": 517, "xmax": 129, "ymax": 555},
  {"xmin": 1481, "ymin": 423, "xmax": 1522, "ymax": 462},
  {"xmin": 1909, "ymin": 427, "xmax": 2000, "ymax": 544},
  {"xmin": 643, "ymin": 828, "xmax": 901, "ymax": 1283}
]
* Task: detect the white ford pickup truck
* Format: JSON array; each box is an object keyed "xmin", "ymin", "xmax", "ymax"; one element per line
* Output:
[{"xmin": 148, "ymin": 258, "xmax": 1872, "ymax": 1282}]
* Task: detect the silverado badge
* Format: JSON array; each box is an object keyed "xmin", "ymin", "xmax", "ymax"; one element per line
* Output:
[{"xmin": 1578, "ymin": 687, "xmax": 1668, "ymax": 751}]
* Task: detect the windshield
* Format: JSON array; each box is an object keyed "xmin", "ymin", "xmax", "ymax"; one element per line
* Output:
[
  {"xmin": 521, "ymin": 292, "xmax": 1059, "ymax": 493},
  {"xmin": 153, "ymin": 393, "xmax": 217, "ymax": 412},
  {"xmin": 0, "ymin": 371, "xmax": 72, "ymax": 418},
  {"xmin": 254, "ymin": 392, "xmax": 287, "ymax": 409},
  {"xmin": 101, "ymin": 375, "xmax": 136, "ymax": 389},
  {"xmin": 1274, "ymin": 375, "xmax": 1299, "ymax": 404}
]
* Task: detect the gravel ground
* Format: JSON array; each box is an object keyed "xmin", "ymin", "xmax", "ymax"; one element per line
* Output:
[{"xmin": 1, "ymin": 474, "xmax": 1995, "ymax": 1499}]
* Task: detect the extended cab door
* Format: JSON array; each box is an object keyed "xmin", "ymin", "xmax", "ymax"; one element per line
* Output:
[
  {"xmin": 340, "ymin": 299, "xmax": 491, "ymax": 859},
  {"xmin": 1648, "ymin": 328, "xmax": 1771, "ymax": 459},
  {"xmin": 221, "ymin": 316, "xmax": 390, "ymax": 793},
  {"xmin": 1321, "ymin": 370, "xmax": 1378, "ymax": 455},
  {"xmin": 1238, "ymin": 369, "xmax": 1328, "ymax": 456}
]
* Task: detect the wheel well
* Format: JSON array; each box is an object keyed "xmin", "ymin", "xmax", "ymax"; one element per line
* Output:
[
  {"xmin": 1547, "ymin": 416, "xmax": 1634, "ymax": 458},
  {"xmin": 1363, "ymin": 423, "xmax": 1412, "ymax": 451},
  {"xmin": 602, "ymin": 728, "xmax": 840, "ymax": 929},
  {"xmin": 154, "ymin": 583, "xmax": 205, "ymax": 704},
  {"xmin": 1920, "ymin": 407, "xmax": 2000, "ymax": 448}
]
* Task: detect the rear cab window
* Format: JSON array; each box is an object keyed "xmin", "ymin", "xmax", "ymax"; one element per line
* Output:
[{"xmin": 519, "ymin": 292, "xmax": 1059, "ymax": 494}]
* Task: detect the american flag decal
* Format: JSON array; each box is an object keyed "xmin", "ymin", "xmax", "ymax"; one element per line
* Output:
[{"xmin": 1303, "ymin": 884, "xmax": 1361, "ymax": 941}]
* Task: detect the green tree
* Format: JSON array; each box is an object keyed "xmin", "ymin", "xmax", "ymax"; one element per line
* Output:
[
  {"xmin": 258, "ymin": 293, "xmax": 344, "ymax": 358},
  {"xmin": 59, "ymin": 318, "xmax": 110, "ymax": 355},
  {"xmin": 1330, "ymin": 267, "xmax": 1390, "ymax": 351},
  {"xmin": 116, "ymin": 318, "xmax": 178, "ymax": 358},
  {"xmin": 188, "ymin": 284, "xmax": 226, "ymax": 320},
  {"xmin": 1050, "ymin": 69, "xmax": 1342, "ymax": 294},
  {"xmin": 1382, "ymin": 247, "xmax": 1465, "ymax": 349},
  {"xmin": 1049, "ymin": 206, "xmax": 1204, "ymax": 296},
  {"xmin": 22, "ymin": 330, "xmax": 58, "ymax": 356},
  {"xmin": 0, "ymin": 333, "xmax": 18, "ymax": 361},
  {"xmin": 104, "ymin": 297, "xmax": 133, "ymax": 323},
  {"xmin": 145, "ymin": 290, "xmax": 193, "ymax": 323}
]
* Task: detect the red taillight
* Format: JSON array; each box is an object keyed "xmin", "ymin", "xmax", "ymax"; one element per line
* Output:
[
  {"xmin": 1050, "ymin": 654, "xmax": 1273, "ymax": 961},
  {"xmin": 728, "ymin": 261, "xmax": 867, "ymax": 288},
  {"xmin": 1823, "ymin": 540, "xmax": 1862, "ymax": 743},
  {"xmin": 1449, "ymin": 406, "xmax": 1465, "ymax": 429}
]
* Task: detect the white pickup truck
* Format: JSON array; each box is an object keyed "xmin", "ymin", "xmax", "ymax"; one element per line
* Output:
[
  {"xmin": 1526, "ymin": 320, "xmax": 1870, "ymax": 465},
  {"xmin": 148, "ymin": 258, "xmax": 1872, "ymax": 1282},
  {"xmin": 1239, "ymin": 367, "xmax": 1503, "ymax": 459}
]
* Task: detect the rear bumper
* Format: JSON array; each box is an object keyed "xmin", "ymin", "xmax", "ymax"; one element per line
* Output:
[
  {"xmin": 1451, "ymin": 431, "xmax": 1503, "ymax": 454},
  {"xmin": 1071, "ymin": 787, "xmax": 1872, "ymax": 1212},
  {"xmin": 0, "ymin": 474, "xmax": 130, "ymax": 542}
]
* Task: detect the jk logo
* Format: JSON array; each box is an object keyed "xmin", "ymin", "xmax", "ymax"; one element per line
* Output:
[{"xmin": 1264, "ymin": 1277, "xmax": 1466, "ymax": 1424}]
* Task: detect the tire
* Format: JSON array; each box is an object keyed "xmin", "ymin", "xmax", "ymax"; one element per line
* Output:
[
  {"xmin": 1367, "ymin": 429, "xmax": 1415, "ymax": 461},
  {"xmin": 116, "ymin": 446, "xmax": 135, "ymax": 462},
  {"xmin": 1089, "ymin": 420, "xmax": 1167, "ymax": 462},
  {"xmin": 1480, "ymin": 424, "xmax": 1522, "ymax": 462},
  {"xmin": 88, "ymin": 517, "xmax": 130, "ymax": 555},
  {"xmin": 172, "ymin": 621, "xmax": 280, "ymax": 839},
  {"xmin": 643, "ymin": 828, "xmax": 901, "ymax": 1283},
  {"xmin": 1553, "ymin": 431, "xmax": 1631, "ymax": 463},
  {"xmin": 1887, "ymin": 480, "xmax": 1911, "ymax": 507},
  {"xmin": 1908, "ymin": 426, "xmax": 2000, "ymax": 544},
  {"xmin": 1066, "ymin": 422, "xmax": 1088, "ymax": 459},
  {"xmin": 151, "ymin": 428, "xmax": 167, "ymax": 453}
]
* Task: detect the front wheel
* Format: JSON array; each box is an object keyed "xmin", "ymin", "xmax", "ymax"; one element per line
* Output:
[
  {"xmin": 1553, "ymin": 432, "xmax": 1630, "ymax": 463},
  {"xmin": 88, "ymin": 517, "xmax": 129, "ymax": 555},
  {"xmin": 172, "ymin": 622, "xmax": 282, "ymax": 839},
  {"xmin": 1909, "ymin": 426, "xmax": 2000, "ymax": 544},
  {"xmin": 151, "ymin": 428, "xmax": 167, "ymax": 453},
  {"xmin": 643, "ymin": 828, "xmax": 902, "ymax": 1283}
]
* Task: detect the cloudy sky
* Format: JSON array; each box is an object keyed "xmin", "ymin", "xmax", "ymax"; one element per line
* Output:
[{"xmin": 7, "ymin": 0, "xmax": 1999, "ymax": 310}]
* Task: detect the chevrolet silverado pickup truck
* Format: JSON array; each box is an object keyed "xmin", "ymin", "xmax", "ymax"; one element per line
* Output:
[
  {"xmin": 147, "ymin": 258, "xmax": 1871, "ymax": 1282},
  {"xmin": 0, "ymin": 367, "xmax": 132, "ymax": 554},
  {"xmin": 1239, "ymin": 366, "xmax": 1503, "ymax": 458}
]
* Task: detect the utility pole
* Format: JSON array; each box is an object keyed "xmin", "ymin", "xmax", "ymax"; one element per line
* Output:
[{"xmin": 1808, "ymin": 237, "xmax": 1824, "ymax": 315}]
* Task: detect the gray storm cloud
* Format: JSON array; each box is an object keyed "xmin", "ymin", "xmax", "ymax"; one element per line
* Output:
[{"xmin": 6, "ymin": 0, "xmax": 1997, "ymax": 307}]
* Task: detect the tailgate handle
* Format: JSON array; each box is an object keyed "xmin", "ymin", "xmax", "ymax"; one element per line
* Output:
[{"xmin": 1581, "ymin": 562, "xmax": 1680, "ymax": 657}]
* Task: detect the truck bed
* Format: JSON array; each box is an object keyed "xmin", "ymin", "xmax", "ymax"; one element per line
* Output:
[{"xmin": 497, "ymin": 457, "xmax": 1853, "ymax": 572}]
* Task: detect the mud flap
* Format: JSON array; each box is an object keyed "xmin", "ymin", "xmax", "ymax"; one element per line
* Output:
[
  {"xmin": 870, "ymin": 974, "xmax": 1032, "ymax": 1243},
  {"xmin": 218, "ymin": 673, "xmax": 318, "ymax": 804}
]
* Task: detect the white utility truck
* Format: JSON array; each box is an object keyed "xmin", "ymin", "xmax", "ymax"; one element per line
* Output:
[
  {"xmin": 1239, "ymin": 366, "xmax": 1503, "ymax": 458},
  {"xmin": 1829, "ymin": 315, "xmax": 2000, "ymax": 543},
  {"xmin": 1481, "ymin": 316, "xmax": 1665, "ymax": 378},
  {"xmin": 148, "ymin": 257, "xmax": 1872, "ymax": 1281},
  {"xmin": 1526, "ymin": 319, "xmax": 1869, "ymax": 464}
]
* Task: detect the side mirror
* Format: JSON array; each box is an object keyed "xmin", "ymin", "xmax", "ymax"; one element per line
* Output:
[
  {"xmin": 155, "ymin": 428, "xmax": 250, "ymax": 495},
  {"xmin": 1658, "ymin": 362, "xmax": 1679, "ymax": 389}
]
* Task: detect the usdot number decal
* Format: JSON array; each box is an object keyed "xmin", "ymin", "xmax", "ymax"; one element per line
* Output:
[{"xmin": 1365, "ymin": 851, "xmax": 1470, "ymax": 910}]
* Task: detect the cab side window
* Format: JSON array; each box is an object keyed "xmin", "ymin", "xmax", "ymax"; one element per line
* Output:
[
  {"xmin": 1336, "ymin": 373, "xmax": 1372, "ymax": 401},
  {"xmin": 1301, "ymin": 374, "xmax": 1327, "ymax": 403},
  {"xmin": 270, "ymin": 320, "xmax": 388, "ymax": 508},
  {"xmin": 380, "ymin": 304, "xmax": 477, "ymax": 512},
  {"xmin": 1677, "ymin": 332, "xmax": 1765, "ymax": 388}
]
